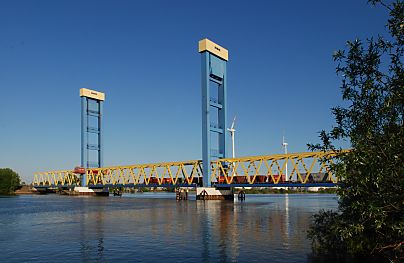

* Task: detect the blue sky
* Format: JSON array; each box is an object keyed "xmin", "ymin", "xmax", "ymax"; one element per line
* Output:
[{"xmin": 0, "ymin": 0, "xmax": 388, "ymax": 182}]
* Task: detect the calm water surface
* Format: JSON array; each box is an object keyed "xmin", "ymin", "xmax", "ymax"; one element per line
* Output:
[{"xmin": 0, "ymin": 193, "xmax": 338, "ymax": 263}]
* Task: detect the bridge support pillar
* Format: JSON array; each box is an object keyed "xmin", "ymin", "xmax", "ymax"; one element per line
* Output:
[
  {"xmin": 196, "ymin": 187, "xmax": 233, "ymax": 200},
  {"xmin": 199, "ymin": 39, "xmax": 229, "ymax": 187},
  {"xmin": 80, "ymin": 88, "xmax": 105, "ymax": 187},
  {"xmin": 74, "ymin": 186, "xmax": 109, "ymax": 196}
]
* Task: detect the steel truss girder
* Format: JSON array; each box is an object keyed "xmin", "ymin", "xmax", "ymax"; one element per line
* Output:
[{"xmin": 33, "ymin": 150, "xmax": 348, "ymax": 188}]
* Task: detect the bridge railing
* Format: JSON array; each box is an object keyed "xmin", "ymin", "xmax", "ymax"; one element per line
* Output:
[{"xmin": 210, "ymin": 151, "xmax": 348, "ymax": 185}]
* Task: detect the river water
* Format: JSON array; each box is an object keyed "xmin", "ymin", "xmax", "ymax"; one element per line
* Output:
[{"xmin": 0, "ymin": 193, "xmax": 338, "ymax": 263}]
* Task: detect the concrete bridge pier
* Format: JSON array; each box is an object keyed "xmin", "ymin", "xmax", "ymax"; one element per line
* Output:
[
  {"xmin": 196, "ymin": 187, "xmax": 234, "ymax": 200},
  {"xmin": 74, "ymin": 186, "xmax": 109, "ymax": 196}
]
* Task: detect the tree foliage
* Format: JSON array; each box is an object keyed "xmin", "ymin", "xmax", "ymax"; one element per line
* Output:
[
  {"xmin": 308, "ymin": 1, "xmax": 403, "ymax": 261},
  {"xmin": 0, "ymin": 168, "xmax": 21, "ymax": 195}
]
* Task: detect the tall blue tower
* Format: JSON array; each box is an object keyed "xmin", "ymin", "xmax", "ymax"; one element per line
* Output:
[
  {"xmin": 80, "ymin": 88, "xmax": 105, "ymax": 186},
  {"xmin": 199, "ymin": 39, "xmax": 228, "ymax": 187}
]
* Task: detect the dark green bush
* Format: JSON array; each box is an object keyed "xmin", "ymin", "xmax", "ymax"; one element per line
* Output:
[
  {"xmin": 0, "ymin": 168, "xmax": 21, "ymax": 195},
  {"xmin": 308, "ymin": 1, "xmax": 403, "ymax": 261}
]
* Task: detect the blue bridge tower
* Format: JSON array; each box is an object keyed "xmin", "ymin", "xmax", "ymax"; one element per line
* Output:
[
  {"xmin": 80, "ymin": 88, "xmax": 105, "ymax": 186},
  {"xmin": 199, "ymin": 39, "xmax": 229, "ymax": 187}
]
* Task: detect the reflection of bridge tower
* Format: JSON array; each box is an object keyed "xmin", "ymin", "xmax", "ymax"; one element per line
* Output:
[
  {"xmin": 199, "ymin": 39, "xmax": 228, "ymax": 187},
  {"xmin": 80, "ymin": 88, "xmax": 105, "ymax": 186}
]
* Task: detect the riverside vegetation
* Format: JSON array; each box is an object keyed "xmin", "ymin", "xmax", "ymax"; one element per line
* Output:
[
  {"xmin": 0, "ymin": 168, "xmax": 21, "ymax": 195},
  {"xmin": 307, "ymin": 0, "xmax": 403, "ymax": 262}
]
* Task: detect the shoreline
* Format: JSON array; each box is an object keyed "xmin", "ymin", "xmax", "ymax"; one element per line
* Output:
[{"xmin": 6, "ymin": 185, "xmax": 338, "ymax": 196}]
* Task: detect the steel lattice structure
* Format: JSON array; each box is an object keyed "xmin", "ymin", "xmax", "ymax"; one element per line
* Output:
[{"xmin": 33, "ymin": 150, "xmax": 348, "ymax": 188}]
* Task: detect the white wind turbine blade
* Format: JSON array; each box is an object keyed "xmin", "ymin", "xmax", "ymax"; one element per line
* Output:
[{"xmin": 230, "ymin": 115, "xmax": 236, "ymax": 130}]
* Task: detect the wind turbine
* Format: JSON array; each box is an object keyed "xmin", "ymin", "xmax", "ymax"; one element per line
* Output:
[
  {"xmin": 227, "ymin": 116, "xmax": 236, "ymax": 159},
  {"xmin": 282, "ymin": 135, "xmax": 289, "ymax": 181}
]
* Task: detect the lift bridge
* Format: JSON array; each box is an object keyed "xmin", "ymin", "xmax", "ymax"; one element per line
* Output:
[
  {"xmin": 33, "ymin": 39, "xmax": 347, "ymax": 193},
  {"xmin": 33, "ymin": 151, "xmax": 346, "ymax": 189}
]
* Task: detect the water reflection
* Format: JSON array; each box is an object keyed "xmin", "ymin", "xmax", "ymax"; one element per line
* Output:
[
  {"xmin": 0, "ymin": 194, "xmax": 338, "ymax": 263},
  {"xmin": 192, "ymin": 196, "xmax": 318, "ymax": 262},
  {"xmin": 77, "ymin": 199, "xmax": 105, "ymax": 262}
]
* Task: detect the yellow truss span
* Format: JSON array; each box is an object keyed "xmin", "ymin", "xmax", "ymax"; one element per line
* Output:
[
  {"xmin": 33, "ymin": 150, "xmax": 349, "ymax": 187},
  {"xmin": 211, "ymin": 150, "xmax": 349, "ymax": 185}
]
